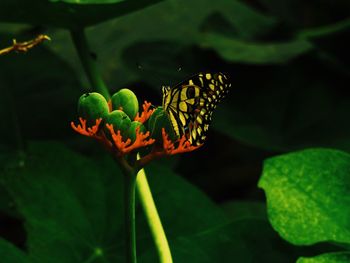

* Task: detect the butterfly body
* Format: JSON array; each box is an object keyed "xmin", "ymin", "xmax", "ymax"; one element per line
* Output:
[{"xmin": 162, "ymin": 72, "xmax": 231, "ymax": 146}]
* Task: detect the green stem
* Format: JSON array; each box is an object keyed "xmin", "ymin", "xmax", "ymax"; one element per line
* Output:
[
  {"xmin": 124, "ymin": 172, "xmax": 137, "ymax": 263},
  {"xmin": 70, "ymin": 29, "xmax": 110, "ymax": 99},
  {"xmin": 136, "ymin": 155, "xmax": 173, "ymax": 263}
]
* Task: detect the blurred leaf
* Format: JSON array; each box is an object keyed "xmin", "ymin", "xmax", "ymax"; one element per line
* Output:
[
  {"xmin": 297, "ymin": 252, "xmax": 350, "ymax": 263},
  {"xmin": 0, "ymin": 141, "xmax": 229, "ymax": 262},
  {"xmin": 297, "ymin": 18, "xmax": 350, "ymax": 40},
  {"xmin": 198, "ymin": 1, "xmax": 277, "ymax": 40},
  {"xmin": 221, "ymin": 201, "xmax": 267, "ymax": 221},
  {"xmin": 259, "ymin": 148, "xmax": 350, "ymax": 245},
  {"xmin": 202, "ymin": 33, "xmax": 313, "ymax": 64},
  {"xmin": 48, "ymin": 0, "xmax": 277, "ymax": 89},
  {"xmin": 51, "ymin": 0, "xmax": 124, "ymax": 3},
  {"xmin": 257, "ymin": 0, "xmax": 350, "ymax": 28},
  {"xmin": 296, "ymin": 19, "xmax": 350, "ymax": 78},
  {"xmin": 2, "ymin": 141, "xmax": 121, "ymax": 262},
  {"xmin": 0, "ymin": 238, "xmax": 30, "ymax": 263},
  {"xmin": 0, "ymin": 0, "xmax": 164, "ymax": 29}
]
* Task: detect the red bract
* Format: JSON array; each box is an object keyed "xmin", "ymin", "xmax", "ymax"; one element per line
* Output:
[{"xmin": 71, "ymin": 100, "xmax": 200, "ymax": 170}]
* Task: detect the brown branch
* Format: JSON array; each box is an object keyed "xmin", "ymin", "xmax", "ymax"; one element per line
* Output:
[{"xmin": 0, "ymin": 34, "xmax": 50, "ymax": 56}]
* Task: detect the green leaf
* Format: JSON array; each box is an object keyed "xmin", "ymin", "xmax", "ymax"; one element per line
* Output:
[
  {"xmin": 0, "ymin": 0, "xmax": 164, "ymax": 29},
  {"xmin": 0, "ymin": 141, "xmax": 228, "ymax": 262},
  {"xmin": 202, "ymin": 33, "xmax": 313, "ymax": 64},
  {"xmin": 297, "ymin": 18, "xmax": 350, "ymax": 40},
  {"xmin": 297, "ymin": 252, "xmax": 350, "ymax": 263},
  {"xmin": 0, "ymin": 238, "xmax": 30, "ymax": 263},
  {"xmin": 2, "ymin": 141, "xmax": 122, "ymax": 263},
  {"xmin": 258, "ymin": 148, "xmax": 350, "ymax": 245}
]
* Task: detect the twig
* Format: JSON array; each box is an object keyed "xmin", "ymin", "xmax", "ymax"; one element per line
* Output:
[{"xmin": 0, "ymin": 34, "xmax": 50, "ymax": 56}]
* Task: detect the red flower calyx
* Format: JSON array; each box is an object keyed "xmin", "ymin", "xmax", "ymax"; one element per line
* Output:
[
  {"xmin": 134, "ymin": 101, "xmax": 155, "ymax": 123},
  {"xmin": 71, "ymin": 118, "xmax": 103, "ymax": 138},
  {"xmin": 161, "ymin": 128, "xmax": 201, "ymax": 155},
  {"xmin": 105, "ymin": 124, "xmax": 155, "ymax": 155}
]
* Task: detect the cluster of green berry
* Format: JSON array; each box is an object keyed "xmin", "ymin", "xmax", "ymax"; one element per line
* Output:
[
  {"xmin": 71, "ymin": 89, "xmax": 198, "ymax": 169},
  {"xmin": 75, "ymin": 89, "xmax": 177, "ymax": 146}
]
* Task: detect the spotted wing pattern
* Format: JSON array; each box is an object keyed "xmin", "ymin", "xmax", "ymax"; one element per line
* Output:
[{"xmin": 162, "ymin": 72, "xmax": 231, "ymax": 145}]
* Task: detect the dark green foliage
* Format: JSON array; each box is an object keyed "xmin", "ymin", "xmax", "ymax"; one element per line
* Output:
[
  {"xmin": 0, "ymin": 142, "xmax": 336, "ymax": 262},
  {"xmin": 0, "ymin": 239, "xmax": 30, "ymax": 263},
  {"xmin": 0, "ymin": 0, "xmax": 164, "ymax": 29}
]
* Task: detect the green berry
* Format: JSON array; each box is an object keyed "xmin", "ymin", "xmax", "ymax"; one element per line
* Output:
[
  {"xmin": 111, "ymin": 89, "xmax": 139, "ymax": 120},
  {"xmin": 105, "ymin": 110, "xmax": 131, "ymax": 139},
  {"xmin": 77, "ymin": 92, "xmax": 109, "ymax": 126}
]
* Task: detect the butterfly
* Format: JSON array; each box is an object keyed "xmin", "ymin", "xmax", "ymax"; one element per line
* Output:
[{"xmin": 162, "ymin": 72, "xmax": 231, "ymax": 146}]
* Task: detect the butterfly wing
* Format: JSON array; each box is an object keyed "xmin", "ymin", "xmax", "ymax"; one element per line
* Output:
[{"xmin": 163, "ymin": 72, "xmax": 231, "ymax": 145}]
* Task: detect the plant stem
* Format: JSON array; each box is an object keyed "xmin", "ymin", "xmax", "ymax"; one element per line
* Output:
[
  {"xmin": 70, "ymin": 29, "xmax": 110, "ymax": 99},
  {"xmin": 136, "ymin": 155, "xmax": 173, "ymax": 263},
  {"xmin": 124, "ymin": 172, "xmax": 137, "ymax": 263}
]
